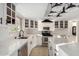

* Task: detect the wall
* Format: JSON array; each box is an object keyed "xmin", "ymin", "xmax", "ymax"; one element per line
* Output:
[
  {"xmin": 68, "ymin": 21, "xmax": 77, "ymax": 42},
  {"xmin": 76, "ymin": 21, "xmax": 79, "ymax": 42},
  {"xmin": 0, "ymin": 3, "xmax": 19, "ymax": 41},
  {"xmin": 16, "ymin": 17, "xmax": 21, "ymax": 31},
  {"xmin": 0, "ymin": 25, "xmax": 9, "ymax": 41},
  {"xmin": 0, "ymin": 3, "xmax": 6, "ymax": 24},
  {"xmin": 0, "ymin": 3, "xmax": 4, "ymax": 18}
]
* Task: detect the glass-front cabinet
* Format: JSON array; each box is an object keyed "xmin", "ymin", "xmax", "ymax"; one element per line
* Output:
[
  {"xmin": 60, "ymin": 21, "xmax": 63, "ymax": 28},
  {"xmin": 30, "ymin": 20, "xmax": 34, "ymax": 28},
  {"xmin": 64, "ymin": 21, "xmax": 68, "ymax": 28},
  {"xmin": 55, "ymin": 21, "xmax": 58, "ymax": 28},
  {"xmin": 25, "ymin": 19, "xmax": 29, "ymax": 28},
  {"xmin": 35, "ymin": 21, "xmax": 38, "ymax": 28},
  {"xmin": 55, "ymin": 20, "xmax": 68, "ymax": 29},
  {"xmin": 25, "ymin": 19, "xmax": 38, "ymax": 29}
]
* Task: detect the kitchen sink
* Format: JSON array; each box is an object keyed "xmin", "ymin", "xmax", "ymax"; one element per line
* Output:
[
  {"xmin": 19, "ymin": 37, "xmax": 28, "ymax": 39},
  {"xmin": 15, "ymin": 37, "xmax": 28, "ymax": 39}
]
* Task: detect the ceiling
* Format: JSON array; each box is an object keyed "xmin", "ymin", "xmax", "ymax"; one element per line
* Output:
[{"xmin": 16, "ymin": 3, "xmax": 48, "ymax": 19}]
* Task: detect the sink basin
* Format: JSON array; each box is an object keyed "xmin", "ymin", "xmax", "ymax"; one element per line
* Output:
[
  {"xmin": 15, "ymin": 37, "xmax": 28, "ymax": 39},
  {"xmin": 19, "ymin": 37, "xmax": 28, "ymax": 39}
]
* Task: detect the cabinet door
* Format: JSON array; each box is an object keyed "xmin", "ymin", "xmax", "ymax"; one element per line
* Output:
[
  {"xmin": 55, "ymin": 21, "xmax": 58, "ymax": 28},
  {"xmin": 60, "ymin": 21, "xmax": 63, "ymax": 28},
  {"xmin": 64, "ymin": 21, "xmax": 68, "ymax": 28},
  {"xmin": 30, "ymin": 20, "xmax": 34, "ymax": 28},
  {"xmin": 35, "ymin": 21, "xmax": 38, "ymax": 28},
  {"xmin": 25, "ymin": 19, "xmax": 29, "ymax": 28}
]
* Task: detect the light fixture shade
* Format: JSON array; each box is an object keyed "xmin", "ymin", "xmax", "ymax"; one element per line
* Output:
[{"xmin": 42, "ymin": 19, "xmax": 53, "ymax": 23}]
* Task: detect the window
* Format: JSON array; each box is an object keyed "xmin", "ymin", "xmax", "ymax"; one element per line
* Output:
[
  {"xmin": 12, "ymin": 4, "xmax": 15, "ymax": 11},
  {"xmin": 30, "ymin": 20, "xmax": 33, "ymax": 28},
  {"xmin": 35, "ymin": 21, "xmax": 38, "ymax": 28},
  {"xmin": 25, "ymin": 19, "xmax": 29, "ymax": 28},
  {"xmin": 55, "ymin": 21, "xmax": 58, "ymax": 28},
  {"xmin": 60, "ymin": 21, "xmax": 63, "ymax": 28},
  {"xmin": 65, "ymin": 21, "xmax": 68, "ymax": 28},
  {"xmin": 6, "ymin": 3, "xmax": 15, "ymax": 24},
  {"xmin": 7, "ymin": 8, "xmax": 11, "ymax": 16},
  {"xmin": 12, "ymin": 18, "xmax": 15, "ymax": 24},
  {"xmin": 6, "ymin": 16, "xmax": 11, "ymax": 24},
  {"xmin": 12, "ymin": 11, "xmax": 15, "ymax": 18},
  {"xmin": 7, "ymin": 3, "xmax": 11, "ymax": 8}
]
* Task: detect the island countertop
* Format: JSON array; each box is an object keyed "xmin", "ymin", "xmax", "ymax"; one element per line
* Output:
[
  {"xmin": 0, "ymin": 39, "xmax": 28, "ymax": 56},
  {"xmin": 57, "ymin": 43, "xmax": 79, "ymax": 56}
]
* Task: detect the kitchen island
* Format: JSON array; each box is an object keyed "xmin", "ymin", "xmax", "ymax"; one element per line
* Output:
[
  {"xmin": 0, "ymin": 39, "xmax": 28, "ymax": 56},
  {"xmin": 56, "ymin": 42, "xmax": 79, "ymax": 56},
  {"xmin": 0, "ymin": 33, "xmax": 38, "ymax": 56}
]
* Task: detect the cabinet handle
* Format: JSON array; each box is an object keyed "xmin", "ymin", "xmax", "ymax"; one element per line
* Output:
[{"xmin": 30, "ymin": 41, "xmax": 32, "ymax": 44}]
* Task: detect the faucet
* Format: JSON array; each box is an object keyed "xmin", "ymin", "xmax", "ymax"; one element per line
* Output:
[{"xmin": 19, "ymin": 30, "xmax": 24, "ymax": 38}]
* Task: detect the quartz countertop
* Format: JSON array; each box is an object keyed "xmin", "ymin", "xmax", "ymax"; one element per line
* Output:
[
  {"xmin": 54, "ymin": 38, "xmax": 68, "ymax": 45},
  {"xmin": 53, "ymin": 36, "xmax": 68, "ymax": 45},
  {"xmin": 57, "ymin": 43, "xmax": 79, "ymax": 56},
  {"xmin": 0, "ymin": 39, "xmax": 28, "ymax": 56}
]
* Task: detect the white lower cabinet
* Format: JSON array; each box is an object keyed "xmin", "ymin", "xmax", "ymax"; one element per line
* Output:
[
  {"xmin": 28, "ymin": 35, "xmax": 38, "ymax": 55},
  {"xmin": 36, "ymin": 35, "xmax": 42, "ymax": 46},
  {"xmin": 48, "ymin": 38, "xmax": 55, "ymax": 56},
  {"xmin": 48, "ymin": 46, "xmax": 54, "ymax": 56}
]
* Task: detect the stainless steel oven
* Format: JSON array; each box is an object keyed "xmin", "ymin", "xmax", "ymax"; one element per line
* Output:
[{"xmin": 42, "ymin": 37, "xmax": 48, "ymax": 47}]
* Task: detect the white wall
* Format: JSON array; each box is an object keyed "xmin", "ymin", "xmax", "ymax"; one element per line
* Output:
[
  {"xmin": 0, "ymin": 3, "xmax": 6, "ymax": 24},
  {"xmin": 68, "ymin": 21, "xmax": 77, "ymax": 42},
  {"xmin": 38, "ymin": 20, "xmax": 42, "ymax": 31},
  {"xmin": 0, "ymin": 3, "xmax": 4, "ymax": 18},
  {"xmin": 76, "ymin": 21, "xmax": 79, "ymax": 42},
  {"xmin": 0, "ymin": 3, "xmax": 19, "ymax": 41}
]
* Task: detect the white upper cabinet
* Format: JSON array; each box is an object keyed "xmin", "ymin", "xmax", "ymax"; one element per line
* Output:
[
  {"xmin": 25, "ymin": 19, "xmax": 29, "ymax": 28},
  {"xmin": 25, "ymin": 19, "xmax": 38, "ymax": 29},
  {"xmin": 55, "ymin": 20, "xmax": 68, "ymax": 29},
  {"xmin": 35, "ymin": 21, "xmax": 38, "ymax": 28}
]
